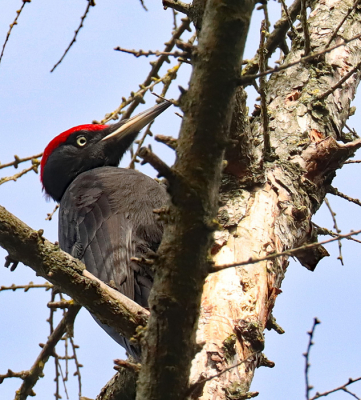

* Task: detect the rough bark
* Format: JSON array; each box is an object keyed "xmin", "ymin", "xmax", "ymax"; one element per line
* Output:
[
  {"xmin": 136, "ymin": 1, "xmax": 255, "ymax": 400},
  {"xmin": 0, "ymin": 205, "xmax": 149, "ymax": 342},
  {"xmin": 96, "ymin": 367, "xmax": 138, "ymax": 400},
  {"xmin": 187, "ymin": 0, "xmax": 361, "ymax": 398},
  {"xmin": 2, "ymin": 1, "xmax": 361, "ymax": 399}
]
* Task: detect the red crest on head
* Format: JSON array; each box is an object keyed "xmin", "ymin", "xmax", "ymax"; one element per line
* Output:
[{"xmin": 40, "ymin": 124, "xmax": 108, "ymax": 184}]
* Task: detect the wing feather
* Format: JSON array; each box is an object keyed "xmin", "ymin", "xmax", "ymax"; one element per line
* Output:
[{"xmin": 59, "ymin": 167, "xmax": 165, "ymax": 300}]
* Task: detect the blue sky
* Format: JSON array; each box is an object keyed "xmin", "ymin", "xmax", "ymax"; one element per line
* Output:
[{"xmin": 1, "ymin": 1, "xmax": 361, "ymax": 399}]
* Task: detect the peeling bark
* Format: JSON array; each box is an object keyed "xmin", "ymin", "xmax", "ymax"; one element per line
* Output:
[
  {"xmin": 2, "ymin": 1, "xmax": 361, "ymax": 399},
  {"xmin": 187, "ymin": 0, "xmax": 361, "ymax": 398},
  {"xmin": 136, "ymin": 1, "xmax": 256, "ymax": 400}
]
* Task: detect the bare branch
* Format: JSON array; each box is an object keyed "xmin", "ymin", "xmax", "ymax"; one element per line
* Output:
[
  {"xmin": 259, "ymin": 20, "xmax": 270, "ymax": 159},
  {"xmin": 139, "ymin": 0, "xmax": 148, "ymax": 11},
  {"xmin": 14, "ymin": 305, "xmax": 81, "ymax": 400},
  {"xmin": 300, "ymin": 0, "xmax": 311, "ymax": 56},
  {"xmin": 155, "ymin": 134, "xmax": 178, "ymax": 150},
  {"xmin": 304, "ymin": 318, "xmax": 321, "ymax": 400},
  {"xmin": 213, "ymin": 229, "xmax": 361, "ymax": 272},
  {"xmin": 128, "ymin": 124, "xmax": 153, "ymax": 169},
  {"xmin": 136, "ymin": 1, "xmax": 255, "ymax": 398},
  {"xmin": 240, "ymin": 32, "xmax": 361, "ymax": 86},
  {"xmin": 69, "ymin": 336, "xmax": 82, "ymax": 398},
  {"xmin": 162, "ymin": 0, "xmax": 191, "ymax": 15},
  {"xmin": 0, "ymin": 281, "xmax": 52, "ymax": 292},
  {"xmin": 47, "ymin": 300, "xmax": 74, "ymax": 309},
  {"xmin": 242, "ymin": 0, "xmax": 302, "ymax": 77},
  {"xmin": 114, "ymin": 47, "xmax": 186, "ymax": 59},
  {"xmin": 324, "ymin": 197, "xmax": 343, "ymax": 265},
  {"xmin": 0, "ymin": 0, "xmax": 30, "ymax": 65},
  {"xmin": 99, "ymin": 18, "xmax": 191, "ymax": 123},
  {"xmin": 279, "ymin": 0, "xmax": 298, "ymax": 38},
  {"xmin": 326, "ymin": 0, "xmax": 361, "ymax": 47},
  {"xmin": 310, "ymin": 377, "xmax": 361, "ymax": 399},
  {"xmin": 318, "ymin": 61, "xmax": 361, "ymax": 100},
  {"xmin": 45, "ymin": 204, "xmax": 59, "ymax": 221},
  {"xmin": 0, "ymin": 164, "xmax": 39, "ymax": 186},
  {"xmin": 50, "ymin": 0, "xmax": 95, "ymax": 73},
  {"xmin": 0, "ymin": 204, "xmax": 149, "ymax": 341},
  {"xmin": 138, "ymin": 147, "xmax": 176, "ymax": 182},
  {"xmin": 172, "ymin": 8, "xmax": 178, "ymax": 30},
  {"xmin": 0, "ymin": 153, "xmax": 42, "ymax": 170},
  {"xmin": 314, "ymin": 223, "xmax": 361, "ymax": 244},
  {"xmin": 328, "ymin": 186, "xmax": 361, "ymax": 207}
]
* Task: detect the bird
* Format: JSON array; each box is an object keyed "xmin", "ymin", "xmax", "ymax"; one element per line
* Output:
[{"xmin": 40, "ymin": 101, "xmax": 171, "ymax": 359}]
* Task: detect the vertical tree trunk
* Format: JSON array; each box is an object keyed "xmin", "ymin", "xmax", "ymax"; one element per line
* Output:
[{"xmin": 188, "ymin": 0, "xmax": 361, "ymax": 398}]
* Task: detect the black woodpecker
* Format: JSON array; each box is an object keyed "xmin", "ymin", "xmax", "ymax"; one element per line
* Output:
[{"xmin": 40, "ymin": 102, "xmax": 171, "ymax": 359}]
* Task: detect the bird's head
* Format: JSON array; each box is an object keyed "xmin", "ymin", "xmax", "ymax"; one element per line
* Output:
[{"xmin": 41, "ymin": 101, "xmax": 171, "ymax": 202}]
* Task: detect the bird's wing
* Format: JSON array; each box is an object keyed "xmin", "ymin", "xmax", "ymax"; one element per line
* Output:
[{"xmin": 59, "ymin": 167, "xmax": 166, "ymax": 305}]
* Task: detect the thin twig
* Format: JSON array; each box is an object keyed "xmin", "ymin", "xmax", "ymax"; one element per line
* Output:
[
  {"xmin": 98, "ymin": 66, "xmax": 176, "ymax": 124},
  {"xmin": 155, "ymin": 134, "xmax": 178, "ymax": 150},
  {"xmin": 123, "ymin": 66, "xmax": 182, "ymax": 168},
  {"xmin": 242, "ymin": 0, "xmax": 302, "ymax": 78},
  {"xmin": 138, "ymin": 147, "xmax": 175, "ymax": 182},
  {"xmin": 212, "ymin": 229, "xmax": 361, "ymax": 272},
  {"xmin": 187, "ymin": 353, "xmax": 258, "ymax": 397},
  {"xmin": 342, "ymin": 388, "xmax": 360, "ymax": 400},
  {"xmin": 313, "ymin": 223, "xmax": 361, "ymax": 244},
  {"xmin": 46, "ymin": 204, "xmax": 59, "ymax": 221},
  {"xmin": 162, "ymin": 0, "xmax": 191, "ymax": 15},
  {"xmin": 345, "ymin": 124, "xmax": 358, "ymax": 137},
  {"xmin": 50, "ymin": 1, "xmax": 95, "ymax": 73},
  {"xmin": 344, "ymin": 159, "xmax": 361, "ymax": 164},
  {"xmin": 172, "ymin": 8, "xmax": 178, "ymax": 30},
  {"xmin": 69, "ymin": 336, "xmax": 82, "ymax": 398},
  {"xmin": 279, "ymin": 0, "xmax": 298, "ymax": 37},
  {"xmin": 54, "ymin": 353, "xmax": 60, "ymax": 400},
  {"xmin": 240, "ymin": 32, "xmax": 361, "ymax": 86},
  {"xmin": 0, "ymin": 164, "xmax": 38, "ymax": 186},
  {"xmin": 263, "ymin": 2, "xmax": 270, "ymax": 32},
  {"xmin": 324, "ymin": 197, "xmax": 343, "ymax": 265},
  {"xmin": 14, "ymin": 305, "xmax": 81, "ymax": 400},
  {"xmin": 0, "ymin": 370, "xmax": 30, "ymax": 384},
  {"xmin": 57, "ymin": 361, "xmax": 69, "ymax": 400},
  {"xmin": 139, "ymin": 0, "xmax": 148, "ymax": 11},
  {"xmin": 300, "ymin": 0, "xmax": 311, "ymax": 56},
  {"xmin": 114, "ymin": 47, "xmax": 186, "ymax": 59},
  {"xmin": 310, "ymin": 377, "xmax": 361, "ymax": 399},
  {"xmin": 47, "ymin": 300, "xmax": 75, "ymax": 309},
  {"xmin": 98, "ymin": 18, "xmax": 191, "ymax": 124},
  {"xmin": 318, "ymin": 61, "xmax": 361, "ymax": 100},
  {"xmin": 0, "ymin": 282, "xmax": 52, "ymax": 292},
  {"xmin": 0, "ymin": 0, "xmax": 30, "ymax": 65},
  {"xmin": 328, "ymin": 186, "xmax": 361, "ymax": 207},
  {"xmin": 128, "ymin": 124, "xmax": 153, "ymax": 169},
  {"xmin": 326, "ymin": 0, "xmax": 361, "ymax": 47},
  {"xmin": 304, "ymin": 318, "xmax": 321, "ymax": 400},
  {"xmin": 0, "ymin": 153, "xmax": 42, "ymax": 170},
  {"xmin": 259, "ymin": 20, "xmax": 270, "ymax": 159}
]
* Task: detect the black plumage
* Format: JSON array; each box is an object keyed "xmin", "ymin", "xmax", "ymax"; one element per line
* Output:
[
  {"xmin": 59, "ymin": 167, "xmax": 166, "ymax": 357},
  {"xmin": 41, "ymin": 102, "xmax": 170, "ymax": 359}
]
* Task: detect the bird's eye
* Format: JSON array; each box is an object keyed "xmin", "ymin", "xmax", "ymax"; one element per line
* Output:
[{"xmin": 76, "ymin": 136, "xmax": 87, "ymax": 147}]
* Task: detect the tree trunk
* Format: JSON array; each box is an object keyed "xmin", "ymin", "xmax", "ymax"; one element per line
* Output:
[{"xmin": 188, "ymin": 0, "xmax": 361, "ymax": 398}]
